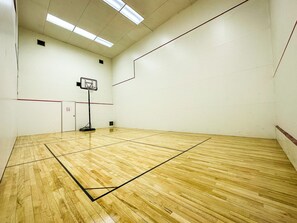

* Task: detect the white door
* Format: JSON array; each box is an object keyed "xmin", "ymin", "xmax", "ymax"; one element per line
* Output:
[{"xmin": 62, "ymin": 102, "xmax": 75, "ymax": 132}]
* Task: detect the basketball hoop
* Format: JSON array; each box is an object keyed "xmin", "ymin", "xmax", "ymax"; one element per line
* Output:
[{"xmin": 76, "ymin": 77, "xmax": 98, "ymax": 131}]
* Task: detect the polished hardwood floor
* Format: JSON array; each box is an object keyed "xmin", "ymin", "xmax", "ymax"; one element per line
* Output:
[{"xmin": 1, "ymin": 128, "xmax": 297, "ymax": 222}]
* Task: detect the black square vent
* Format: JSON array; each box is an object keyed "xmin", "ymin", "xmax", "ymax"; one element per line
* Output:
[{"xmin": 37, "ymin": 39, "xmax": 45, "ymax": 46}]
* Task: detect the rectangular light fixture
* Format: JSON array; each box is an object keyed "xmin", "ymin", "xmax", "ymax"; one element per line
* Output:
[
  {"xmin": 120, "ymin": 5, "xmax": 144, "ymax": 25},
  {"xmin": 95, "ymin": 37, "xmax": 113, "ymax": 47},
  {"xmin": 102, "ymin": 0, "xmax": 125, "ymax": 11},
  {"xmin": 46, "ymin": 14, "xmax": 115, "ymax": 48},
  {"xmin": 46, "ymin": 14, "xmax": 75, "ymax": 31},
  {"xmin": 73, "ymin": 27, "xmax": 96, "ymax": 40}
]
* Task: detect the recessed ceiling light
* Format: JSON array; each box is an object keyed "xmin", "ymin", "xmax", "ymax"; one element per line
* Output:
[
  {"xmin": 73, "ymin": 27, "xmax": 96, "ymax": 40},
  {"xmin": 95, "ymin": 37, "xmax": 113, "ymax": 47},
  {"xmin": 46, "ymin": 14, "xmax": 75, "ymax": 31},
  {"xmin": 102, "ymin": 0, "xmax": 125, "ymax": 11},
  {"xmin": 120, "ymin": 5, "xmax": 144, "ymax": 25}
]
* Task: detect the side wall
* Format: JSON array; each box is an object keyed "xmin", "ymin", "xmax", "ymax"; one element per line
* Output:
[
  {"xmin": 270, "ymin": 0, "xmax": 297, "ymax": 169},
  {"xmin": 18, "ymin": 28, "xmax": 113, "ymax": 135},
  {"xmin": 112, "ymin": 0, "xmax": 275, "ymax": 138},
  {"xmin": 0, "ymin": 0, "xmax": 18, "ymax": 178}
]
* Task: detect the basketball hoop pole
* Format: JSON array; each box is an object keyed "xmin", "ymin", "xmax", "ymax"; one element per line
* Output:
[{"xmin": 88, "ymin": 89, "xmax": 92, "ymax": 129}]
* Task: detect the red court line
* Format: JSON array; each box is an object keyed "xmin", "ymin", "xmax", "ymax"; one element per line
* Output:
[
  {"xmin": 18, "ymin": 98, "xmax": 62, "ymax": 103},
  {"xmin": 276, "ymin": 125, "xmax": 297, "ymax": 146},
  {"xmin": 75, "ymin": 101, "xmax": 113, "ymax": 105},
  {"xmin": 273, "ymin": 21, "xmax": 297, "ymax": 77},
  {"xmin": 17, "ymin": 98, "xmax": 113, "ymax": 105},
  {"xmin": 112, "ymin": 0, "xmax": 249, "ymax": 87}
]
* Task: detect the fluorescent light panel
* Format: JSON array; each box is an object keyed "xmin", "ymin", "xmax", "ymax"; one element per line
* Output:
[
  {"xmin": 46, "ymin": 14, "xmax": 75, "ymax": 31},
  {"xmin": 120, "ymin": 5, "xmax": 144, "ymax": 25},
  {"xmin": 73, "ymin": 27, "xmax": 96, "ymax": 40},
  {"xmin": 95, "ymin": 37, "xmax": 113, "ymax": 47},
  {"xmin": 46, "ymin": 14, "xmax": 114, "ymax": 47},
  {"xmin": 102, "ymin": 0, "xmax": 125, "ymax": 11}
]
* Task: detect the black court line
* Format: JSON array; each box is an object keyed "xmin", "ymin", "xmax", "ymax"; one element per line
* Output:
[
  {"xmin": 6, "ymin": 157, "xmax": 55, "ymax": 168},
  {"xmin": 44, "ymin": 136, "xmax": 93, "ymax": 145},
  {"xmin": 45, "ymin": 136, "xmax": 210, "ymax": 202},
  {"xmin": 102, "ymin": 131, "xmax": 167, "ymax": 142},
  {"xmin": 85, "ymin": 186, "xmax": 117, "ymax": 190},
  {"xmin": 50, "ymin": 132, "xmax": 167, "ymax": 158},
  {"xmin": 128, "ymin": 140, "xmax": 184, "ymax": 152},
  {"xmin": 42, "ymin": 128, "xmax": 164, "ymax": 146},
  {"xmin": 44, "ymin": 144, "xmax": 94, "ymax": 201},
  {"xmin": 53, "ymin": 140, "xmax": 128, "ymax": 158},
  {"xmin": 92, "ymin": 137, "xmax": 211, "ymax": 201},
  {"xmin": 0, "ymin": 139, "xmax": 18, "ymax": 183}
]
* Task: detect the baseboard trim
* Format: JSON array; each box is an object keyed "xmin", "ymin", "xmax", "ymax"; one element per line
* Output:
[{"xmin": 276, "ymin": 126, "xmax": 297, "ymax": 170}]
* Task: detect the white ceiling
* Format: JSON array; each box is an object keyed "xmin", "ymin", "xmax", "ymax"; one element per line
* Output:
[{"xmin": 18, "ymin": 0, "xmax": 197, "ymax": 58}]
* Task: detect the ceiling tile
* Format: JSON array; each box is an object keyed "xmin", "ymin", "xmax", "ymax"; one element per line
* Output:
[
  {"xmin": 189, "ymin": 0, "xmax": 197, "ymax": 3},
  {"xmin": 44, "ymin": 22, "xmax": 72, "ymax": 43},
  {"xmin": 18, "ymin": 0, "xmax": 49, "ymax": 33},
  {"xmin": 125, "ymin": 24, "xmax": 152, "ymax": 42},
  {"xmin": 124, "ymin": 0, "xmax": 167, "ymax": 18},
  {"xmin": 87, "ymin": 41, "xmax": 110, "ymax": 56},
  {"xmin": 76, "ymin": 0, "xmax": 117, "ymax": 35},
  {"xmin": 99, "ymin": 13, "xmax": 136, "ymax": 43},
  {"xmin": 68, "ymin": 32, "xmax": 93, "ymax": 50},
  {"xmin": 101, "ymin": 44, "xmax": 128, "ymax": 58},
  {"xmin": 143, "ymin": 0, "xmax": 192, "ymax": 30},
  {"xmin": 48, "ymin": 0, "xmax": 90, "ymax": 24},
  {"xmin": 30, "ymin": 0, "xmax": 50, "ymax": 9},
  {"xmin": 117, "ymin": 36, "xmax": 135, "ymax": 48}
]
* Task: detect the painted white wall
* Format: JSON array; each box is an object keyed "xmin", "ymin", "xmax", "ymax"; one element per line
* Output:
[
  {"xmin": 270, "ymin": 0, "xmax": 297, "ymax": 168},
  {"xmin": 17, "ymin": 101, "xmax": 61, "ymax": 136},
  {"xmin": 270, "ymin": 0, "xmax": 297, "ymax": 139},
  {"xmin": 112, "ymin": 0, "xmax": 275, "ymax": 138},
  {"xmin": 18, "ymin": 28, "xmax": 112, "ymax": 102},
  {"xmin": 0, "ymin": 0, "xmax": 18, "ymax": 178},
  {"xmin": 270, "ymin": 0, "xmax": 297, "ymax": 70},
  {"xmin": 17, "ymin": 28, "xmax": 114, "ymax": 135},
  {"xmin": 76, "ymin": 103, "xmax": 113, "ymax": 130}
]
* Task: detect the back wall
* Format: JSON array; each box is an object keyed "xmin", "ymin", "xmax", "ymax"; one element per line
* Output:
[{"xmin": 18, "ymin": 28, "xmax": 113, "ymax": 135}]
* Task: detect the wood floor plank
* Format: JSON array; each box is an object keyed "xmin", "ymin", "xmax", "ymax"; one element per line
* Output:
[
  {"xmin": 1, "ymin": 128, "xmax": 297, "ymax": 222},
  {"xmin": 58, "ymin": 142, "xmax": 180, "ymax": 189},
  {"xmin": 133, "ymin": 133, "xmax": 210, "ymax": 151},
  {"xmin": 7, "ymin": 144, "xmax": 53, "ymax": 167},
  {"xmin": 47, "ymin": 136, "xmax": 124, "ymax": 156}
]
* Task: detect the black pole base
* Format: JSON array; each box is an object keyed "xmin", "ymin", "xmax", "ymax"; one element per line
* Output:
[{"xmin": 79, "ymin": 127, "xmax": 96, "ymax": 132}]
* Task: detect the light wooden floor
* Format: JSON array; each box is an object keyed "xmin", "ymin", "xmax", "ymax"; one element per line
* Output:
[{"xmin": 1, "ymin": 128, "xmax": 297, "ymax": 222}]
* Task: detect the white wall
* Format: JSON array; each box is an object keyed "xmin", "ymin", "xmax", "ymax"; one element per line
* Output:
[
  {"xmin": 17, "ymin": 100, "xmax": 61, "ymax": 136},
  {"xmin": 76, "ymin": 103, "xmax": 113, "ymax": 130},
  {"xmin": 112, "ymin": 0, "xmax": 275, "ymax": 138},
  {"xmin": 0, "ymin": 0, "xmax": 18, "ymax": 178},
  {"xmin": 270, "ymin": 0, "xmax": 297, "ymax": 139},
  {"xmin": 18, "ymin": 28, "xmax": 114, "ymax": 135},
  {"xmin": 270, "ymin": 0, "xmax": 297, "ymax": 169}
]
